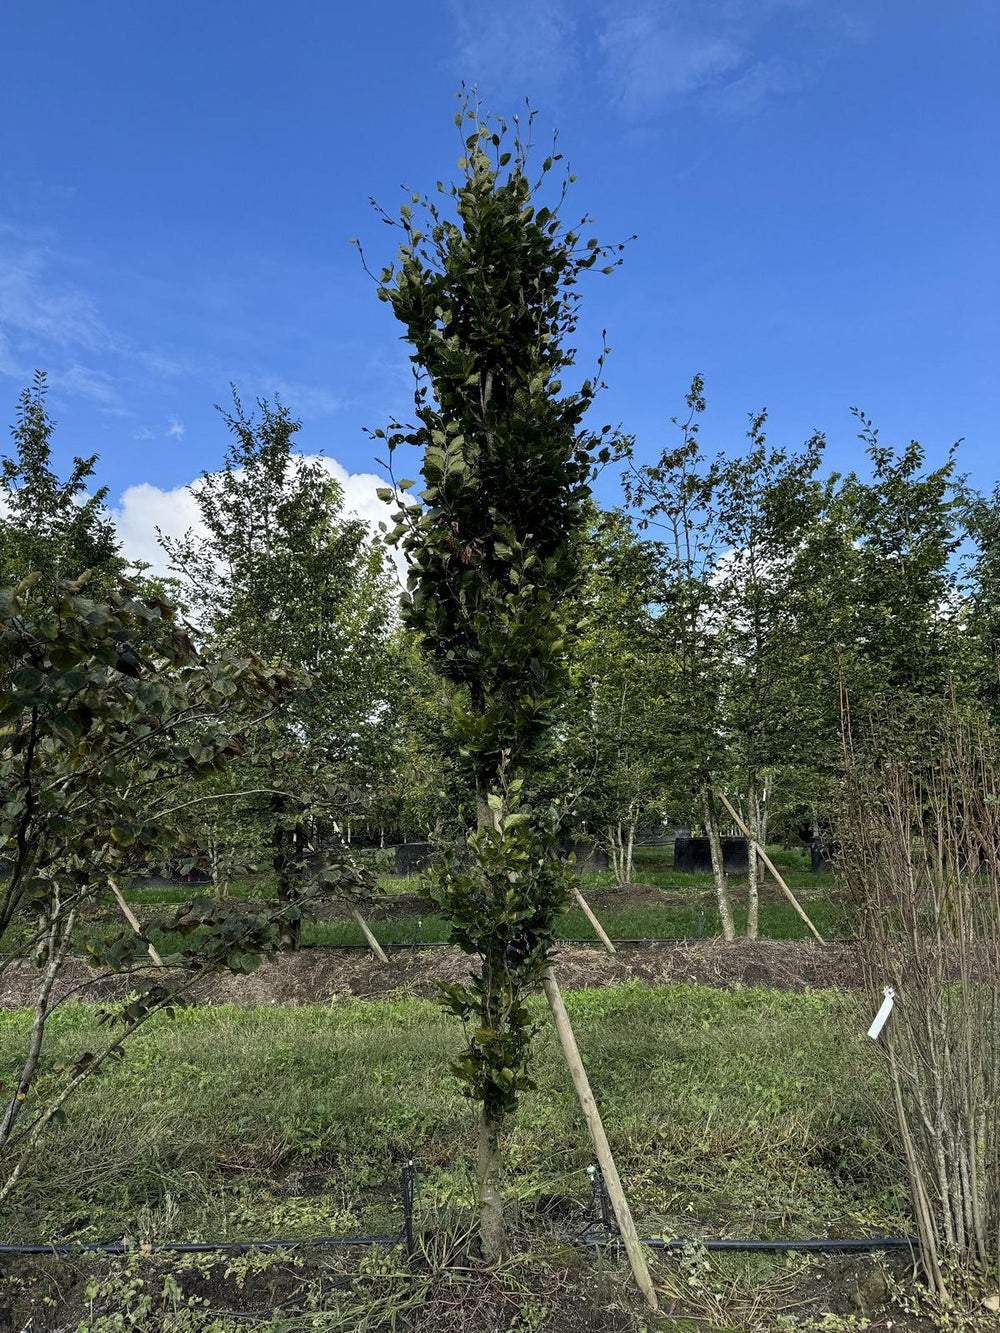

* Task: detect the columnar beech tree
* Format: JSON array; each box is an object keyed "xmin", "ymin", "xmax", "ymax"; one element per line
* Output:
[{"xmin": 371, "ymin": 102, "xmax": 626, "ymax": 1256}]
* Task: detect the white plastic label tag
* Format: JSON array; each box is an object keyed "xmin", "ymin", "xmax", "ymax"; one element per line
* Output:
[{"xmin": 867, "ymin": 987, "xmax": 895, "ymax": 1040}]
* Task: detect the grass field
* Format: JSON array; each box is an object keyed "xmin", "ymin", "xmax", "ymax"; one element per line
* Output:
[
  {"xmin": 0, "ymin": 845, "xmax": 847, "ymax": 958},
  {"xmin": 0, "ymin": 984, "xmax": 898, "ymax": 1249}
]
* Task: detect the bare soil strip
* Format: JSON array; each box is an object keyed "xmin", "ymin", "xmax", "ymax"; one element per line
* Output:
[{"xmin": 0, "ymin": 939, "xmax": 862, "ymax": 1010}]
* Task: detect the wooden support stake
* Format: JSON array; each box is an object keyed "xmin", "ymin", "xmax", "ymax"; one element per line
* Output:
[
  {"xmin": 352, "ymin": 908, "xmax": 389, "ymax": 964},
  {"xmin": 571, "ymin": 885, "xmax": 617, "ymax": 955},
  {"xmin": 109, "ymin": 879, "xmax": 165, "ymax": 968},
  {"xmin": 541, "ymin": 965, "xmax": 658, "ymax": 1311},
  {"xmin": 716, "ymin": 793, "xmax": 826, "ymax": 945}
]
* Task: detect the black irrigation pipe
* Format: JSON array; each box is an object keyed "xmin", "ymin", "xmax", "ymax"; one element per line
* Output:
[
  {"xmin": 0, "ymin": 1164, "xmax": 418, "ymax": 1259},
  {"xmin": 0, "ymin": 1164, "xmax": 915, "ymax": 1261},
  {"xmin": 577, "ymin": 1235, "xmax": 919, "ymax": 1254},
  {"xmin": 296, "ymin": 937, "xmax": 854, "ymax": 950}
]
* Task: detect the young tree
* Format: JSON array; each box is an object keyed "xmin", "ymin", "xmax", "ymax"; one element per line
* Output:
[
  {"xmin": 0, "ymin": 372, "xmax": 124, "ymax": 594},
  {"xmin": 568, "ymin": 509, "xmax": 663, "ymax": 884},
  {"xmin": 706, "ymin": 414, "xmax": 828, "ymax": 935},
  {"xmin": 839, "ymin": 417, "xmax": 963, "ymax": 705},
  {"xmin": 371, "ymin": 103, "xmax": 628, "ymax": 1259},
  {"xmin": 624, "ymin": 380, "xmax": 736, "ymax": 936},
  {"xmin": 962, "ymin": 481, "xmax": 1000, "ymax": 722},
  {"xmin": 0, "ymin": 574, "xmax": 299, "ymax": 1205},
  {"xmin": 161, "ymin": 391, "xmax": 395, "ymax": 946}
]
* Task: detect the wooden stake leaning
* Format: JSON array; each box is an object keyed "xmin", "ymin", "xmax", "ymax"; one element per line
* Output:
[
  {"xmin": 541, "ymin": 965, "xmax": 658, "ymax": 1311},
  {"xmin": 109, "ymin": 878, "xmax": 165, "ymax": 968},
  {"xmin": 571, "ymin": 885, "xmax": 617, "ymax": 955},
  {"xmin": 716, "ymin": 793, "xmax": 826, "ymax": 945},
  {"xmin": 351, "ymin": 908, "xmax": 389, "ymax": 964}
]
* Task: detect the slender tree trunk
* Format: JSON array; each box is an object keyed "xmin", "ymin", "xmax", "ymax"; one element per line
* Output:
[
  {"xmin": 209, "ymin": 825, "xmax": 226, "ymax": 904},
  {"xmin": 474, "ymin": 777, "xmax": 507, "ymax": 1260},
  {"xmin": 1, "ymin": 899, "xmax": 75, "ymax": 1147},
  {"xmin": 746, "ymin": 778, "xmax": 773, "ymax": 943},
  {"xmin": 607, "ymin": 824, "xmax": 626, "ymax": 886},
  {"xmin": 477, "ymin": 1104, "xmax": 505, "ymax": 1261},
  {"xmin": 272, "ymin": 797, "xmax": 301, "ymax": 951},
  {"xmin": 624, "ymin": 807, "xmax": 636, "ymax": 885},
  {"xmin": 745, "ymin": 780, "xmax": 763, "ymax": 940},
  {"xmin": 702, "ymin": 784, "xmax": 735, "ymax": 941}
]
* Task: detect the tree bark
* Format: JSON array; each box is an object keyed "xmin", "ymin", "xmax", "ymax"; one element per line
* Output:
[
  {"xmin": 745, "ymin": 782, "xmax": 762, "ymax": 940},
  {"xmin": 474, "ymin": 775, "xmax": 507, "ymax": 1259},
  {"xmin": 702, "ymin": 784, "xmax": 735, "ymax": 941},
  {"xmin": 0, "ymin": 904, "xmax": 74, "ymax": 1147},
  {"xmin": 477, "ymin": 1104, "xmax": 505, "ymax": 1261},
  {"xmin": 272, "ymin": 799, "xmax": 301, "ymax": 951}
]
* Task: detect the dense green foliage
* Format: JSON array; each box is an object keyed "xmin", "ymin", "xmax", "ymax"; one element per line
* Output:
[
  {"xmin": 159, "ymin": 391, "xmax": 396, "ymax": 943},
  {"xmin": 368, "ymin": 100, "xmax": 635, "ymax": 1252},
  {"xmin": 0, "ymin": 373, "xmax": 124, "ymax": 595}
]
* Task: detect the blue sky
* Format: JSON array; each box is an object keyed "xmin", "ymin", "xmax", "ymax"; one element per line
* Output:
[{"xmin": 1, "ymin": 1, "xmax": 996, "ymax": 564}]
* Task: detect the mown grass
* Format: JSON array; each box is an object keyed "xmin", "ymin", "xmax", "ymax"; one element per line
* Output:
[
  {"xmin": 295, "ymin": 896, "xmax": 849, "ymax": 948},
  {"xmin": 0, "ymin": 892, "xmax": 850, "ymax": 958},
  {"xmin": 0, "ymin": 844, "xmax": 847, "ymax": 957},
  {"xmin": 0, "ymin": 984, "xmax": 903, "ymax": 1249}
]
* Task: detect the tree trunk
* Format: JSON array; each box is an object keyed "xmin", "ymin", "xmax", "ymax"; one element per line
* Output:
[
  {"xmin": 474, "ymin": 777, "xmax": 507, "ymax": 1259},
  {"xmin": 1, "ymin": 901, "xmax": 75, "ymax": 1147},
  {"xmin": 607, "ymin": 824, "xmax": 623, "ymax": 885},
  {"xmin": 272, "ymin": 799, "xmax": 301, "ymax": 952},
  {"xmin": 624, "ymin": 808, "xmax": 636, "ymax": 885},
  {"xmin": 209, "ymin": 825, "xmax": 226, "ymax": 904},
  {"xmin": 702, "ymin": 784, "xmax": 735, "ymax": 941},
  {"xmin": 477, "ymin": 1104, "xmax": 505, "ymax": 1261},
  {"xmin": 745, "ymin": 779, "xmax": 768, "ymax": 940}
]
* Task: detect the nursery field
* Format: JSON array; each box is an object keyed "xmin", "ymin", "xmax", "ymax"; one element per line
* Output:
[
  {"xmin": 0, "ymin": 844, "xmax": 849, "ymax": 964},
  {"xmin": 0, "ymin": 982, "xmax": 913, "ymax": 1331}
]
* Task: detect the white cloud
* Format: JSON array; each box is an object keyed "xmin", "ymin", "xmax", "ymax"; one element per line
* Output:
[
  {"xmin": 600, "ymin": 6, "xmax": 744, "ymax": 117},
  {"xmin": 113, "ymin": 479, "xmax": 207, "ymax": 574},
  {"xmin": 0, "ymin": 247, "xmax": 113, "ymax": 355},
  {"xmin": 0, "ymin": 328, "xmax": 27, "ymax": 381},
  {"xmin": 57, "ymin": 362, "xmax": 128, "ymax": 415},
  {"xmin": 260, "ymin": 378, "xmax": 343, "ymax": 419},
  {"xmin": 166, "ymin": 417, "xmax": 185, "ymax": 439},
  {"xmin": 448, "ymin": 0, "xmax": 579, "ymax": 91},
  {"xmin": 597, "ymin": 0, "xmax": 859, "ymax": 121},
  {"xmin": 112, "ymin": 454, "xmax": 402, "ymax": 582}
]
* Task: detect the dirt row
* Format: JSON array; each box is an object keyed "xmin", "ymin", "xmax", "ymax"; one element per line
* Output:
[{"xmin": 0, "ymin": 938, "xmax": 863, "ymax": 1010}]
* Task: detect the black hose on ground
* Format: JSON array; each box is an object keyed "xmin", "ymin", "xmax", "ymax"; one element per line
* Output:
[{"xmin": 578, "ymin": 1235, "xmax": 918, "ymax": 1253}]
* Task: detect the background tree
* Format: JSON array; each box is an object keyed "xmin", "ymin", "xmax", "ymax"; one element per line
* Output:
[
  {"xmin": 839, "ymin": 417, "xmax": 964, "ymax": 706},
  {"xmin": 0, "ymin": 373, "xmax": 124, "ymax": 595},
  {"xmin": 707, "ymin": 414, "xmax": 827, "ymax": 935},
  {"xmin": 0, "ymin": 573, "xmax": 299, "ymax": 1206},
  {"xmin": 624, "ymin": 380, "xmax": 736, "ymax": 936},
  {"xmin": 962, "ymin": 480, "xmax": 1000, "ymax": 724},
  {"xmin": 566, "ymin": 508, "xmax": 663, "ymax": 884},
  {"xmin": 161, "ymin": 391, "xmax": 395, "ymax": 947},
  {"xmin": 372, "ymin": 101, "xmax": 627, "ymax": 1258}
]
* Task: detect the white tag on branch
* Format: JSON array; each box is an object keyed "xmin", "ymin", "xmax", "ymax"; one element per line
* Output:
[{"xmin": 867, "ymin": 987, "xmax": 895, "ymax": 1040}]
